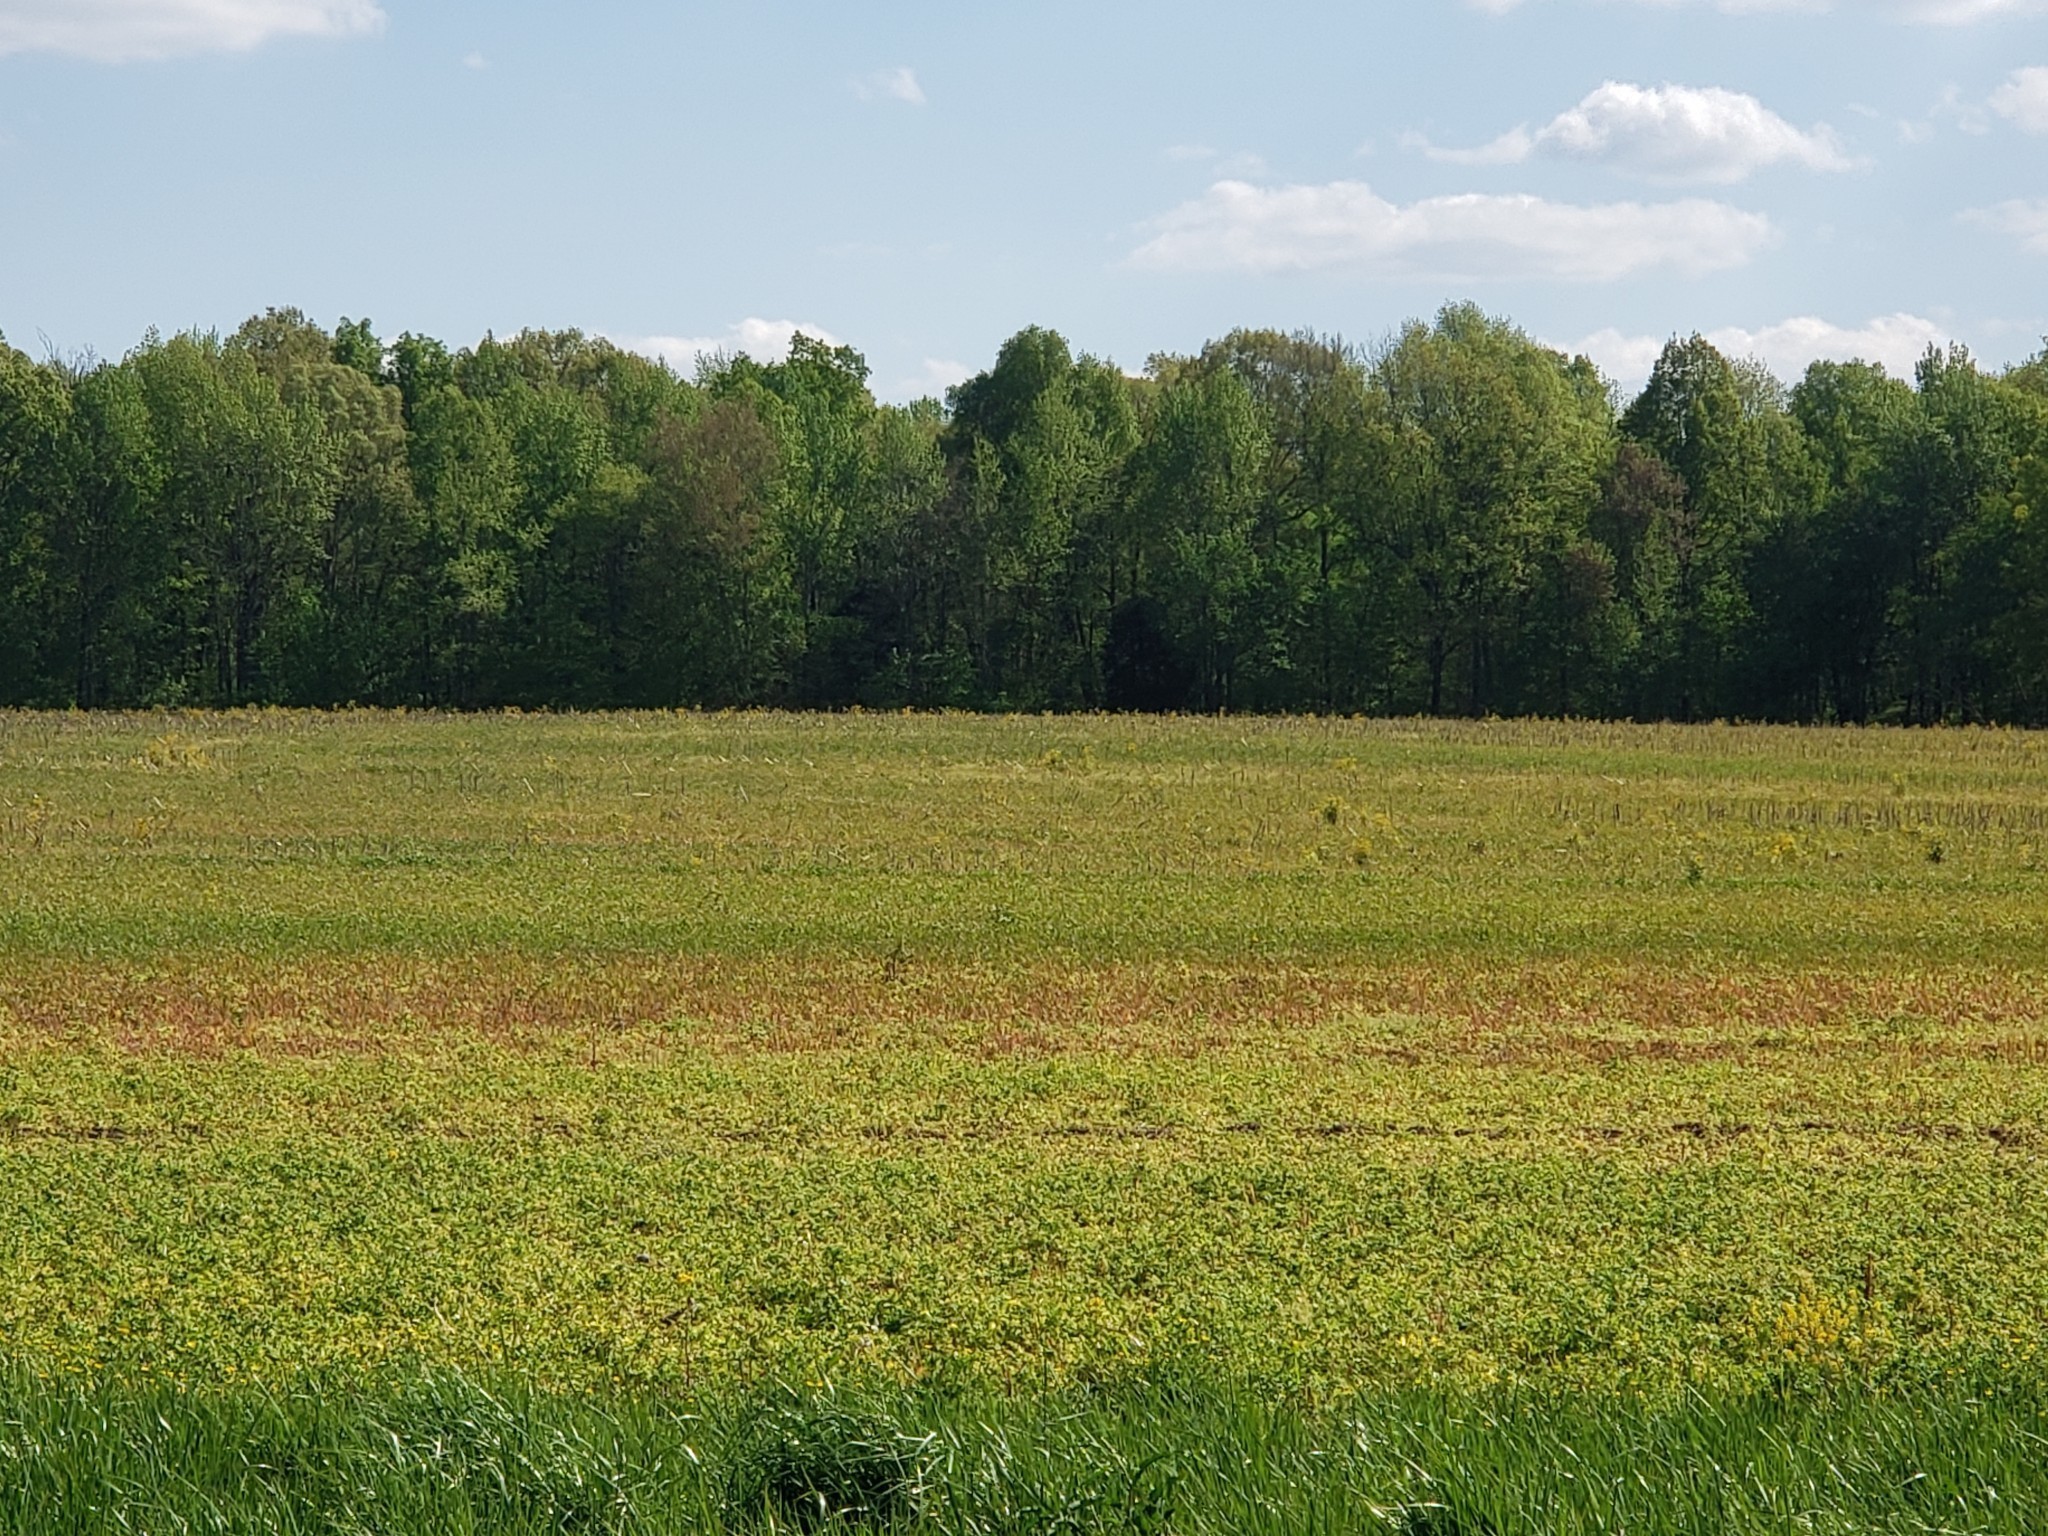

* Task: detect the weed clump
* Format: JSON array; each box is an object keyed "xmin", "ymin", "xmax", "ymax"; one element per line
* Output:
[{"xmin": 725, "ymin": 1386, "xmax": 934, "ymax": 1528}]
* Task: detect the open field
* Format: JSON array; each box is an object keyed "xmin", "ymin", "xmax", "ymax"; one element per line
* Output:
[
  {"xmin": 2, "ymin": 709, "xmax": 2047, "ymax": 1528},
  {"xmin": 3, "ymin": 708, "xmax": 2045, "ymax": 1403}
]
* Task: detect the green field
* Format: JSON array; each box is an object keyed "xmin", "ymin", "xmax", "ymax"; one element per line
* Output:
[{"xmin": 3, "ymin": 710, "xmax": 2046, "ymax": 1527}]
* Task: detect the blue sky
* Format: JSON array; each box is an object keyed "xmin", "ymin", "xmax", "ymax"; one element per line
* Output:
[{"xmin": 1, "ymin": 0, "xmax": 2045, "ymax": 399}]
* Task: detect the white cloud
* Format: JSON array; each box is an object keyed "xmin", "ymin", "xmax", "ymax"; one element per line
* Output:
[
  {"xmin": 460, "ymin": 50, "xmax": 486, "ymax": 71},
  {"xmin": 1127, "ymin": 180, "xmax": 1773, "ymax": 282},
  {"xmin": 621, "ymin": 319, "xmax": 842, "ymax": 376},
  {"xmin": 1569, "ymin": 312, "xmax": 1953, "ymax": 387},
  {"xmin": 1412, "ymin": 126, "xmax": 1534, "ymax": 166},
  {"xmin": 1900, "ymin": 83, "xmax": 1993, "ymax": 141},
  {"xmin": 1906, "ymin": 0, "xmax": 2048, "ymax": 17},
  {"xmin": 1428, "ymin": 82, "xmax": 1852, "ymax": 184},
  {"xmin": 1568, "ymin": 329, "xmax": 1674, "ymax": 384},
  {"xmin": 1964, "ymin": 198, "xmax": 2048, "ymax": 253},
  {"xmin": 1163, "ymin": 145, "xmax": 1271, "ymax": 177},
  {"xmin": 1990, "ymin": 66, "xmax": 2048, "ymax": 132},
  {"xmin": 892, "ymin": 358, "xmax": 972, "ymax": 401},
  {"xmin": 0, "ymin": 0, "xmax": 384, "ymax": 61},
  {"xmin": 854, "ymin": 65, "xmax": 925, "ymax": 105}
]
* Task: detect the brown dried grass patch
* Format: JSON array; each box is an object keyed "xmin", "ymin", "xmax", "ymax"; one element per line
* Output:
[{"xmin": 0, "ymin": 953, "xmax": 2041, "ymax": 1067}]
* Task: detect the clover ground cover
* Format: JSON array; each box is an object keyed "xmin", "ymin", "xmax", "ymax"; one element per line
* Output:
[{"xmin": 0, "ymin": 710, "xmax": 2043, "ymax": 1401}]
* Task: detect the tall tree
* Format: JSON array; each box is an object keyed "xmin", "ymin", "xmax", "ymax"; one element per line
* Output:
[
  {"xmin": 0, "ymin": 338, "xmax": 71, "ymax": 703},
  {"xmin": 1621, "ymin": 336, "xmax": 1814, "ymax": 719},
  {"xmin": 405, "ymin": 382, "xmax": 521, "ymax": 702},
  {"xmin": 943, "ymin": 328, "xmax": 1138, "ymax": 706},
  {"xmin": 634, "ymin": 394, "xmax": 793, "ymax": 703},
  {"xmin": 1125, "ymin": 363, "xmax": 1272, "ymax": 711},
  {"xmin": 1193, "ymin": 330, "xmax": 1371, "ymax": 710},
  {"xmin": 127, "ymin": 331, "xmax": 338, "ymax": 703},
  {"xmin": 1365, "ymin": 305, "xmax": 1614, "ymax": 716},
  {"xmin": 1774, "ymin": 359, "xmax": 1922, "ymax": 721}
]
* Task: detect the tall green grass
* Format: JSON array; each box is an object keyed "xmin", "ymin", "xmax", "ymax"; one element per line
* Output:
[{"xmin": 0, "ymin": 1372, "xmax": 2040, "ymax": 1533}]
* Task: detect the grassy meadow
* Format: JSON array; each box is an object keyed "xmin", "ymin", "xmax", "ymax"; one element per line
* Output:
[{"xmin": 2, "ymin": 708, "xmax": 2046, "ymax": 1528}]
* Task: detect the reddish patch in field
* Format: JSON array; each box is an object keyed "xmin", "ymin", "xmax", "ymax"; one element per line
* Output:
[{"xmin": 0, "ymin": 954, "xmax": 2042, "ymax": 1067}]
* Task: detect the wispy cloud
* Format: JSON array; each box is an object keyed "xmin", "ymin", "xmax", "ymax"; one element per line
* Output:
[
  {"xmin": 1469, "ymin": 0, "xmax": 2046, "ymax": 20},
  {"xmin": 1905, "ymin": 0, "xmax": 2048, "ymax": 17},
  {"xmin": 0, "ymin": 0, "xmax": 385, "ymax": 62},
  {"xmin": 1127, "ymin": 180, "xmax": 1773, "ymax": 282},
  {"xmin": 1990, "ymin": 66, "xmax": 2048, "ymax": 132},
  {"xmin": 1163, "ymin": 144, "xmax": 1270, "ymax": 177},
  {"xmin": 1963, "ymin": 198, "xmax": 2048, "ymax": 253},
  {"xmin": 1211, "ymin": 151, "xmax": 1270, "ymax": 178},
  {"xmin": 1422, "ymin": 82, "xmax": 1852, "ymax": 184},
  {"xmin": 1569, "ymin": 312, "xmax": 1954, "ymax": 388},
  {"xmin": 1898, "ymin": 83, "xmax": 1993, "ymax": 142},
  {"xmin": 854, "ymin": 65, "xmax": 926, "ymax": 105},
  {"xmin": 619, "ymin": 319, "xmax": 842, "ymax": 377},
  {"xmin": 893, "ymin": 357, "xmax": 972, "ymax": 401}
]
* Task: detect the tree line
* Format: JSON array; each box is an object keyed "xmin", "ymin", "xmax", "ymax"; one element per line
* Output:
[{"xmin": 3, "ymin": 304, "xmax": 2046, "ymax": 722}]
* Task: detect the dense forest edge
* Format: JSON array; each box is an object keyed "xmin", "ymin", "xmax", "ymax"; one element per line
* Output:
[{"xmin": 3, "ymin": 306, "xmax": 2047, "ymax": 723}]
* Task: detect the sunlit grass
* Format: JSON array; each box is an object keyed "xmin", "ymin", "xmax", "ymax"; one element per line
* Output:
[{"xmin": 0, "ymin": 1372, "xmax": 2041, "ymax": 1534}]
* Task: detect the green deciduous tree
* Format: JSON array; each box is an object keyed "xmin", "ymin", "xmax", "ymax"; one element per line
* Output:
[
  {"xmin": 1365, "ymin": 305, "xmax": 1615, "ymax": 716},
  {"xmin": 1621, "ymin": 336, "xmax": 1816, "ymax": 719},
  {"xmin": 0, "ymin": 337, "xmax": 72, "ymax": 703},
  {"xmin": 2, "ymin": 306, "xmax": 2048, "ymax": 722}
]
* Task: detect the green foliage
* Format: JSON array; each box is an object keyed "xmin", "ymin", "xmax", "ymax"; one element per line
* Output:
[
  {"xmin": 1366, "ymin": 305, "xmax": 1615, "ymax": 716},
  {"xmin": 0, "ymin": 1372, "xmax": 2039, "ymax": 1533},
  {"xmin": 1129, "ymin": 363, "xmax": 1271, "ymax": 709},
  {"xmin": 2, "ymin": 712, "xmax": 2048, "ymax": 1398},
  {"xmin": 0, "ymin": 710, "xmax": 2045, "ymax": 1520},
  {"xmin": 0, "ymin": 336, "xmax": 73, "ymax": 703},
  {"xmin": 3, "ymin": 310, "xmax": 2048, "ymax": 721}
]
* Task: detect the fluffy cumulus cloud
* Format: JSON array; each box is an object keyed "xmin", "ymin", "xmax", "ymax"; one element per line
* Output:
[
  {"xmin": 0, "ymin": 0, "xmax": 384, "ymax": 61},
  {"xmin": 620, "ymin": 319, "xmax": 841, "ymax": 377},
  {"xmin": 1990, "ymin": 67, "xmax": 2048, "ymax": 133},
  {"xmin": 1428, "ymin": 83, "xmax": 1851, "ymax": 184},
  {"xmin": 1127, "ymin": 180, "xmax": 1773, "ymax": 282},
  {"xmin": 1964, "ymin": 199, "xmax": 2048, "ymax": 253},
  {"xmin": 1470, "ymin": 0, "xmax": 2046, "ymax": 19},
  {"xmin": 1570, "ymin": 313, "xmax": 1953, "ymax": 387}
]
